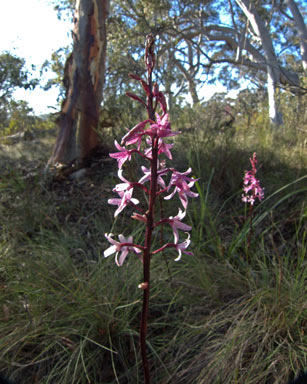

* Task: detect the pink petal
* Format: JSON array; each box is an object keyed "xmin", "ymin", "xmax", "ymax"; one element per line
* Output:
[
  {"xmin": 164, "ymin": 189, "xmax": 176, "ymax": 201},
  {"xmin": 116, "ymin": 248, "xmax": 129, "ymax": 266},
  {"xmin": 104, "ymin": 245, "xmax": 117, "ymax": 257}
]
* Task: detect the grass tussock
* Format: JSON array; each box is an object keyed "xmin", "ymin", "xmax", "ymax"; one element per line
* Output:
[{"xmin": 0, "ymin": 111, "xmax": 306, "ymax": 383}]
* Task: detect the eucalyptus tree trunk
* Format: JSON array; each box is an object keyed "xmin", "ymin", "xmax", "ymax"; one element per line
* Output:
[
  {"xmin": 285, "ymin": 0, "xmax": 307, "ymax": 71},
  {"xmin": 48, "ymin": 0, "xmax": 109, "ymax": 166},
  {"xmin": 235, "ymin": 0, "xmax": 284, "ymax": 126}
]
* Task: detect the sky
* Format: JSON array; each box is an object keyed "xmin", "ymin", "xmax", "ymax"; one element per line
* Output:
[{"xmin": 0, "ymin": 0, "xmax": 72, "ymax": 115}]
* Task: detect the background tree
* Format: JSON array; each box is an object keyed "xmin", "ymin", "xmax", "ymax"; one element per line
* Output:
[
  {"xmin": 201, "ymin": 0, "xmax": 306, "ymax": 126},
  {"xmin": 106, "ymin": 0, "xmax": 218, "ymax": 107},
  {"xmin": 106, "ymin": 0, "xmax": 306, "ymax": 126},
  {"xmin": 48, "ymin": 0, "xmax": 306, "ymax": 135},
  {"xmin": 232, "ymin": 0, "xmax": 297, "ymax": 125},
  {"xmin": 40, "ymin": 46, "xmax": 72, "ymax": 104},
  {"xmin": 48, "ymin": 0, "xmax": 109, "ymax": 166},
  {"xmin": 0, "ymin": 52, "xmax": 37, "ymax": 128}
]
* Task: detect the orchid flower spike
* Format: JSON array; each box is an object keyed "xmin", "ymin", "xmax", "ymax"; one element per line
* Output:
[{"xmin": 242, "ymin": 152, "xmax": 264, "ymax": 205}]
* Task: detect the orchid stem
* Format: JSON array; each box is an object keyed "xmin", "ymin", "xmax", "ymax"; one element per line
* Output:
[
  {"xmin": 140, "ymin": 34, "xmax": 157, "ymax": 384},
  {"xmin": 247, "ymin": 204, "xmax": 253, "ymax": 260}
]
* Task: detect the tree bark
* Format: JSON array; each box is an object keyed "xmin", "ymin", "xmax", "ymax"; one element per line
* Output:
[
  {"xmin": 285, "ymin": 0, "xmax": 307, "ymax": 71},
  {"xmin": 235, "ymin": 0, "xmax": 284, "ymax": 126},
  {"xmin": 48, "ymin": 0, "xmax": 109, "ymax": 166}
]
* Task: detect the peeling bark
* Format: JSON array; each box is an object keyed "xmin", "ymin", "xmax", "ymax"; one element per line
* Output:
[{"xmin": 48, "ymin": 0, "xmax": 109, "ymax": 166}]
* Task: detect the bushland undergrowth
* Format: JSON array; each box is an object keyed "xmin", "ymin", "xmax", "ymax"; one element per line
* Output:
[{"xmin": 0, "ymin": 102, "xmax": 306, "ymax": 383}]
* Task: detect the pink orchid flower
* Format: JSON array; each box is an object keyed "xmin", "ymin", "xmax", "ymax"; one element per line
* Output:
[
  {"xmin": 138, "ymin": 165, "xmax": 168, "ymax": 188},
  {"xmin": 165, "ymin": 168, "xmax": 199, "ymax": 210},
  {"xmin": 158, "ymin": 140, "xmax": 173, "ymax": 159},
  {"xmin": 167, "ymin": 209, "xmax": 192, "ymax": 243},
  {"xmin": 113, "ymin": 169, "xmax": 133, "ymax": 193},
  {"xmin": 144, "ymin": 138, "xmax": 173, "ymax": 160},
  {"xmin": 108, "ymin": 189, "xmax": 139, "ymax": 217},
  {"xmin": 146, "ymin": 113, "xmax": 180, "ymax": 139},
  {"xmin": 104, "ymin": 233, "xmax": 142, "ymax": 266},
  {"xmin": 174, "ymin": 233, "xmax": 194, "ymax": 261},
  {"xmin": 156, "ymin": 113, "xmax": 170, "ymax": 130},
  {"xmin": 109, "ymin": 140, "xmax": 133, "ymax": 169},
  {"xmin": 121, "ymin": 119, "xmax": 152, "ymax": 148}
]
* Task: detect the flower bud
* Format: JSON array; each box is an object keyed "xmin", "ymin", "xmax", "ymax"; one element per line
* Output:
[
  {"xmin": 153, "ymin": 83, "xmax": 159, "ymax": 97},
  {"xmin": 131, "ymin": 213, "xmax": 147, "ymax": 223},
  {"xmin": 126, "ymin": 92, "xmax": 147, "ymax": 106},
  {"xmin": 138, "ymin": 282, "xmax": 149, "ymax": 290},
  {"xmin": 141, "ymin": 80, "xmax": 150, "ymax": 96},
  {"xmin": 129, "ymin": 73, "xmax": 142, "ymax": 81},
  {"xmin": 158, "ymin": 92, "xmax": 167, "ymax": 114}
]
